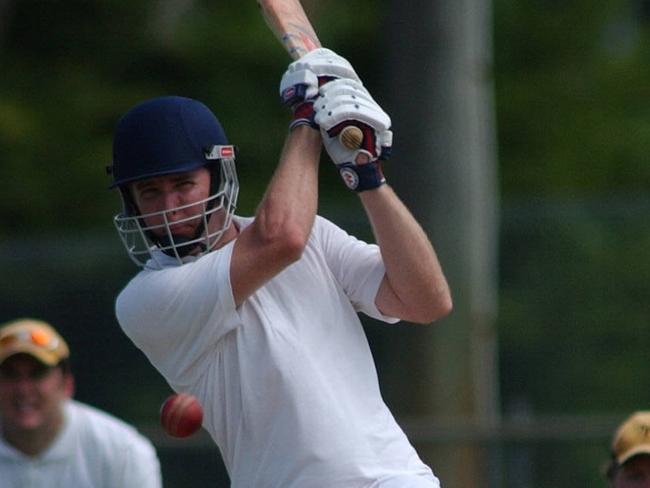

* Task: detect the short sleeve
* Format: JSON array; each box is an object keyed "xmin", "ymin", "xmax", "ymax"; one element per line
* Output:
[
  {"xmin": 115, "ymin": 241, "xmax": 241, "ymax": 387},
  {"xmin": 313, "ymin": 216, "xmax": 399, "ymax": 323}
]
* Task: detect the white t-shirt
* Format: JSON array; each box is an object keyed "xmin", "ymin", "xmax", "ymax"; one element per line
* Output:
[
  {"xmin": 0, "ymin": 399, "xmax": 162, "ymax": 488},
  {"xmin": 117, "ymin": 215, "xmax": 439, "ymax": 488}
]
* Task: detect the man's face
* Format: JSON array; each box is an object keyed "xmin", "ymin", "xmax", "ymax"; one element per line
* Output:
[
  {"xmin": 613, "ymin": 455, "xmax": 650, "ymax": 488},
  {"xmin": 0, "ymin": 354, "xmax": 72, "ymax": 432},
  {"xmin": 130, "ymin": 167, "xmax": 218, "ymax": 239}
]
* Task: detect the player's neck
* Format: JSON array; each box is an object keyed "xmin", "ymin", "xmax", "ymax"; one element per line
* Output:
[{"xmin": 214, "ymin": 220, "xmax": 240, "ymax": 250}]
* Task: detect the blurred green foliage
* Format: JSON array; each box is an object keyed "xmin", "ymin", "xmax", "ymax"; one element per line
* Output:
[
  {"xmin": 494, "ymin": 0, "xmax": 650, "ymax": 196},
  {"xmin": 0, "ymin": 1, "xmax": 649, "ymax": 486},
  {"xmin": 492, "ymin": 0, "xmax": 650, "ymax": 419},
  {"xmin": 0, "ymin": 0, "xmax": 380, "ymax": 236}
]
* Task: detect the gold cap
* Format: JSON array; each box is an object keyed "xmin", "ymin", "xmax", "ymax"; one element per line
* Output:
[
  {"xmin": 612, "ymin": 411, "xmax": 650, "ymax": 465},
  {"xmin": 0, "ymin": 318, "xmax": 70, "ymax": 367}
]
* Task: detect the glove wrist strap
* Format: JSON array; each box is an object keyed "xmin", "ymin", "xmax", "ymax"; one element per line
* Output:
[{"xmin": 338, "ymin": 162, "xmax": 386, "ymax": 192}]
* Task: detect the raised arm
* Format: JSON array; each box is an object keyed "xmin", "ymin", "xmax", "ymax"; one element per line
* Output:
[
  {"xmin": 230, "ymin": 49, "xmax": 363, "ymax": 306},
  {"xmin": 359, "ymin": 186, "xmax": 452, "ymax": 324},
  {"xmin": 230, "ymin": 126, "xmax": 321, "ymax": 306},
  {"xmin": 314, "ymin": 78, "xmax": 452, "ymax": 324}
]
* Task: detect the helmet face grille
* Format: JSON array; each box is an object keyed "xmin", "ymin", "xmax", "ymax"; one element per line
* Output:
[{"xmin": 113, "ymin": 158, "xmax": 239, "ymax": 268}]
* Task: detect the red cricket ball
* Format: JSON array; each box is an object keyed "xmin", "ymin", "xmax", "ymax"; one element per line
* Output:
[{"xmin": 160, "ymin": 393, "xmax": 204, "ymax": 438}]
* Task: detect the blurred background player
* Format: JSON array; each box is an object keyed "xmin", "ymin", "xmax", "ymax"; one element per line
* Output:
[
  {"xmin": 0, "ymin": 318, "xmax": 162, "ymax": 488},
  {"xmin": 108, "ymin": 48, "xmax": 452, "ymax": 487},
  {"xmin": 604, "ymin": 411, "xmax": 650, "ymax": 487}
]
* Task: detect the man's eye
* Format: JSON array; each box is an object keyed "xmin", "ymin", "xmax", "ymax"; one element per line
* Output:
[
  {"xmin": 139, "ymin": 189, "xmax": 159, "ymax": 199},
  {"xmin": 0, "ymin": 370, "xmax": 18, "ymax": 380},
  {"xmin": 0, "ymin": 368, "xmax": 49, "ymax": 380},
  {"xmin": 30, "ymin": 368, "xmax": 50, "ymax": 380}
]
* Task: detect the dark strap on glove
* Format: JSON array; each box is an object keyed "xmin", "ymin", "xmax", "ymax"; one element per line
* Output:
[{"xmin": 338, "ymin": 161, "xmax": 386, "ymax": 192}]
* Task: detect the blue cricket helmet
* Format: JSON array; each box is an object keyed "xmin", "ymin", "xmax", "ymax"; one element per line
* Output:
[
  {"xmin": 110, "ymin": 95, "xmax": 229, "ymax": 188},
  {"xmin": 109, "ymin": 96, "xmax": 239, "ymax": 268}
]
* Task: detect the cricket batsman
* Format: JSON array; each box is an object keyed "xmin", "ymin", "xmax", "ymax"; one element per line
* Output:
[{"xmin": 108, "ymin": 48, "xmax": 452, "ymax": 487}]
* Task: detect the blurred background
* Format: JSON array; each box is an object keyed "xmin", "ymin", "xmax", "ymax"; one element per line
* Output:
[{"xmin": 0, "ymin": 0, "xmax": 649, "ymax": 486}]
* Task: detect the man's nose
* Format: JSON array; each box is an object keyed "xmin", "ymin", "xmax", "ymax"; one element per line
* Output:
[
  {"xmin": 13, "ymin": 376, "xmax": 37, "ymax": 393},
  {"xmin": 163, "ymin": 192, "xmax": 182, "ymax": 215}
]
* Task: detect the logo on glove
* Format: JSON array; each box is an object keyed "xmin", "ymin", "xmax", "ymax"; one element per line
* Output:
[{"xmin": 339, "ymin": 167, "xmax": 359, "ymax": 190}]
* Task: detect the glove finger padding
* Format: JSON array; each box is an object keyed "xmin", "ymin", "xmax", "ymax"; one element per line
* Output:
[
  {"xmin": 280, "ymin": 68, "xmax": 319, "ymax": 106},
  {"xmin": 279, "ymin": 48, "xmax": 360, "ymax": 106},
  {"xmin": 280, "ymin": 49, "xmax": 360, "ymax": 131},
  {"xmin": 314, "ymin": 79, "xmax": 393, "ymax": 192},
  {"xmin": 318, "ymin": 93, "xmax": 391, "ymax": 132},
  {"xmin": 314, "ymin": 79, "xmax": 393, "ymax": 164},
  {"xmin": 293, "ymin": 48, "xmax": 361, "ymax": 82}
]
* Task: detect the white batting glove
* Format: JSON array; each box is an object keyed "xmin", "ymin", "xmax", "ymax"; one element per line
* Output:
[
  {"xmin": 314, "ymin": 79, "xmax": 393, "ymax": 191},
  {"xmin": 279, "ymin": 48, "xmax": 361, "ymax": 130},
  {"xmin": 280, "ymin": 48, "xmax": 361, "ymax": 102}
]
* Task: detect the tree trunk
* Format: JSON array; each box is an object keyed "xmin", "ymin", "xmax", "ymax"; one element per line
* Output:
[{"xmin": 383, "ymin": 0, "xmax": 500, "ymax": 486}]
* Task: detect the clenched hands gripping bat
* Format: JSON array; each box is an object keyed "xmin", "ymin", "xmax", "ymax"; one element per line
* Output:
[{"xmin": 257, "ymin": 0, "xmax": 363, "ymax": 150}]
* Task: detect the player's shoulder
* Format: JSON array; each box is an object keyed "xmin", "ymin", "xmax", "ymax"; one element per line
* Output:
[{"xmin": 115, "ymin": 253, "xmax": 198, "ymax": 309}]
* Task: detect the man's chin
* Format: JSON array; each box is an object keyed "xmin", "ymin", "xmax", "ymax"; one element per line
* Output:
[
  {"xmin": 156, "ymin": 235, "xmax": 206, "ymax": 258},
  {"xmin": 152, "ymin": 229, "xmax": 196, "ymax": 242}
]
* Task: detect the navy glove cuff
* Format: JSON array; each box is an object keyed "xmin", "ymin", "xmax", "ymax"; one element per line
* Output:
[{"xmin": 338, "ymin": 161, "xmax": 386, "ymax": 192}]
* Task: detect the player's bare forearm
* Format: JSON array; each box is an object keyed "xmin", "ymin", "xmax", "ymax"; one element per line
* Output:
[
  {"xmin": 256, "ymin": 126, "xmax": 321, "ymax": 248},
  {"xmin": 231, "ymin": 126, "xmax": 321, "ymax": 305},
  {"xmin": 359, "ymin": 185, "xmax": 452, "ymax": 324}
]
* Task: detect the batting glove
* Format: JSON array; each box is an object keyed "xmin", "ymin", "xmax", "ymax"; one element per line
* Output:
[
  {"xmin": 314, "ymin": 79, "xmax": 393, "ymax": 192},
  {"xmin": 280, "ymin": 48, "xmax": 361, "ymax": 131}
]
